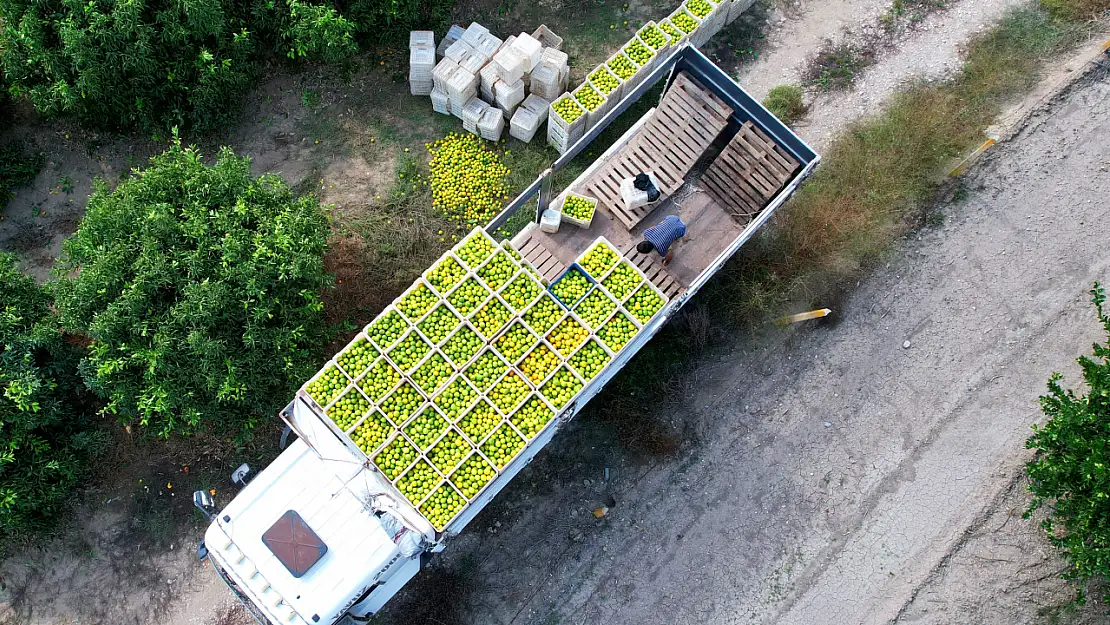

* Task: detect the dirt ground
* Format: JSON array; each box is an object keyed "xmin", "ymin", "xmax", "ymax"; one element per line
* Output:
[{"xmin": 2, "ymin": 0, "xmax": 1110, "ymax": 624}]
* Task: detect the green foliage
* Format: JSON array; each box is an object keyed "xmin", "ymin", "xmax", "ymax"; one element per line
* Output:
[
  {"xmin": 762, "ymin": 85, "xmax": 807, "ymax": 125},
  {"xmin": 0, "ymin": 252, "xmax": 101, "ymax": 532},
  {"xmin": 52, "ymin": 140, "xmax": 331, "ymax": 439},
  {"xmin": 0, "ymin": 0, "xmax": 445, "ymax": 132},
  {"xmin": 1040, "ymin": 0, "xmax": 1110, "ymax": 21},
  {"xmin": 0, "ymin": 142, "xmax": 43, "ymax": 210},
  {"xmin": 1026, "ymin": 284, "xmax": 1110, "ymax": 597}
]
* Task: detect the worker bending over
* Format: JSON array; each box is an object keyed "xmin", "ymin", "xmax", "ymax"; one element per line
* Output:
[{"xmin": 637, "ymin": 215, "xmax": 687, "ymax": 266}]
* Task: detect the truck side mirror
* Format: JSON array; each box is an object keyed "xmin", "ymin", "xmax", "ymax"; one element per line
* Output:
[
  {"xmin": 232, "ymin": 463, "xmax": 253, "ymax": 486},
  {"xmin": 193, "ymin": 490, "xmax": 216, "ymax": 522}
]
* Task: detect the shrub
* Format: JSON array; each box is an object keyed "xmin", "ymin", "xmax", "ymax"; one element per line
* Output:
[
  {"xmin": 1026, "ymin": 284, "xmax": 1110, "ymax": 597},
  {"xmin": 1, "ymin": 142, "xmax": 44, "ymax": 211},
  {"xmin": 52, "ymin": 140, "xmax": 331, "ymax": 439},
  {"xmin": 0, "ymin": 252, "xmax": 100, "ymax": 533},
  {"xmin": 0, "ymin": 0, "xmax": 442, "ymax": 132},
  {"xmin": 762, "ymin": 85, "xmax": 807, "ymax": 125}
]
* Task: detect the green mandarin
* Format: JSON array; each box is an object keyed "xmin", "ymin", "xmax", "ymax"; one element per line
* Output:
[
  {"xmin": 471, "ymin": 298, "xmax": 512, "ymax": 339},
  {"xmin": 489, "ymin": 372, "xmax": 530, "ymax": 414},
  {"xmin": 412, "ymin": 353, "xmax": 453, "ymax": 394},
  {"xmin": 589, "ymin": 68, "xmax": 619, "ymax": 96},
  {"xmin": 397, "ymin": 283, "xmax": 437, "ymax": 321},
  {"xmin": 456, "ymin": 232, "xmax": 496, "ymax": 268},
  {"xmin": 547, "ymin": 318, "xmax": 588, "ymax": 357},
  {"xmin": 570, "ymin": 340, "xmax": 611, "ymax": 381},
  {"xmin": 574, "ymin": 84, "xmax": 604, "ymax": 113},
  {"xmin": 397, "ymin": 459, "xmax": 439, "ymax": 505},
  {"xmin": 627, "ymin": 284, "xmax": 665, "ymax": 323},
  {"xmin": 553, "ymin": 97, "xmax": 584, "ymax": 124},
  {"xmin": 381, "ymin": 382, "xmax": 423, "ymax": 423},
  {"xmin": 358, "ymin": 359, "xmax": 401, "ymax": 404},
  {"xmin": 464, "ymin": 351, "xmax": 507, "ymax": 392},
  {"xmin": 523, "ymin": 295, "xmax": 563, "ymax": 334},
  {"xmin": 608, "ymin": 54, "xmax": 638, "ymax": 80},
  {"xmin": 428, "ymin": 430, "xmax": 470, "ymax": 473},
  {"xmin": 426, "ymin": 256, "xmax": 466, "ymax": 294},
  {"xmin": 573, "ymin": 289, "xmax": 617, "ymax": 329},
  {"xmin": 428, "ymin": 135, "xmax": 511, "ymax": 225},
  {"xmin": 305, "ymin": 365, "xmax": 349, "ymax": 406},
  {"xmin": 420, "ymin": 484, "xmax": 465, "ymax": 530},
  {"xmin": 404, "ymin": 407, "xmax": 449, "ymax": 450},
  {"xmin": 686, "ymin": 0, "xmax": 712, "ymax": 18},
  {"xmin": 350, "ymin": 412, "xmax": 391, "ymax": 455},
  {"xmin": 450, "ymin": 455, "xmax": 496, "ymax": 499},
  {"xmin": 579, "ymin": 242, "xmax": 619, "ymax": 279},
  {"xmin": 551, "ymin": 268, "xmax": 591, "ymax": 307},
  {"xmin": 562, "ymin": 196, "xmax": 596, "ymax": 222}
]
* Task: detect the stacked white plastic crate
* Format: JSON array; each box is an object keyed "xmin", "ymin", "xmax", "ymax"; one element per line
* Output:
[
  {"xmin": 409, "ymin": 31, "xmax": 435, "ymax": 96},
  {"xmin": 509, "ymin": 94, "xmax": 550, "ymax": 143}
]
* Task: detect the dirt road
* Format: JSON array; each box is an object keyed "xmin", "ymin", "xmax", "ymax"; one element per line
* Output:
[{"xmin": 372, "ymin": 63, "xmax": 1110, "ymax": 625}]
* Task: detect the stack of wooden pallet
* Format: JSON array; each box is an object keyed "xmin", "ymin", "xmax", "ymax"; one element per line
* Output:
[{"xmin": 699, "ymin": 121, "xmax": 800, "ymax": 224}]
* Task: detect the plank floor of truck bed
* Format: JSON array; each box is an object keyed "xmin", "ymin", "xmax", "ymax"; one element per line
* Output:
[{"xmin": 521, "ymin": 181, "xmax": 746, "ymax": 294}]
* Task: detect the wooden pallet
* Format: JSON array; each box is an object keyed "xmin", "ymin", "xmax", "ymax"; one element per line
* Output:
[
  {"xmin": 512, "ymin": 229, "xmax": 566, "ymax": 284},
  {"xmin": 585, "ymin": 72, "xmax": 733, "ymax": 231},
  {"xmin": 620, "ymin": 242, "xmax": 684, "ymax": 300},
  {"xmin": 700, "ymin": 121, "xmax": 800, "ymax": 223}
]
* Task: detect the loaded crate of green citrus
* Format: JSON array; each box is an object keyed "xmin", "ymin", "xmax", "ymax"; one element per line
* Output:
[
  {"xmin": 577, "ymin": 238, "xmax": 620, "ymax": 279},
  {"xmin": 548, "ymin": 94, "xmax": 587, "ymax": 153},
  {"xmin": 626, "ymin": 282, "xmax": 668, "ymax": 324},
  {"xmin": 348, "ymin": 410, "xmax": 393, "ymax": 456},
  {"xmin": 326, "ymin": 386, "xmax": 372, "ymax": 432},
  {"xmin": 546, "ymin": 315, "xmax": 589, "ymax": 357},
  {"xmin": 454, "ymin": 229, "xmax": 498, "ymax": 270},
  {"xmin": 463, "ymin": 348, "xmax": 510, "ymax": 392},
  {"xmin": 588, "ymin": 66, "xmax": 623, "ymax": 101},
  {"xmin": 599, "ymin": 259, "xmax": 645, "ymax": 302},
  {"xmin": 396, "ymin": 280, "xmax": 439, "ymax": 322},
  {"xmin": 303, "ymin": 363, "xmax": 351, "ymax": 411},
  {"xmin": 509, "ymin": 395, "xmax": 555, "ymax": 440},
  {"xmin": 432, "ymin": 375, "xmax": 479, "ymax": 421},
  {"xmin": 659, "ymin": 18, "xmax": 685, "ymax": 44},
  {"xmin": 572, "ymin": 288, "xmax": 618, "ymax": 330},
  {"xmin": 449, "ymin": 453, "xmax": 497, "ymax": 499},
  {"xmin": 380, "ymin": 380, "xmax": 425, "ymax": 425},
  {"xmin": 522, "ymin": 293, "xmax": 565, "ymax": 335},
  {"xmin": 636, "ymin": 22, "xmax": 671, "ymax": 53},
  {"xmin": 569, "ymin": 338, "xmax": 613, "ymax": 382},
  {"xmin": 441, "ymin": 322, "xmax": 484, "ymax": 368},
  {"xmin": 446, "ymin": 275, "xmax": 491, "ymax": 317},
  {"xmin": 335, "ymin": 335, "xmax": 379, "ymax": 378},
  {"xmin": 499, "ymin": 272, "xmax": 543, "ymax": 313},
  {"xmin": 548, "ymin": 264, "xmax": 595, "ymax": 309},
  {"xmin": 366, "ymin": 308, "xmax": 409, "ymax": 351},
  {"xmin": 558, "ymin": 193, "xmax": 598, "ymax": 229},
  {"xmin": 573, "ymin": 82, "xmax": 608, "ymax": 126},
  {"xmin": 420, "ymin": 483, "xmax": 467, "ymax": 530},
  {"xmin": 623, "ymin": 38, "xmax": 657, "ymax": 75},
  {"xmin": 416, "ymin": 303, "xmax": 461, "ymax": 346},
  {"xmin": 476, "ymin": 249, "xmax": 518, "ymax": 291},
  {"xmin": 457, "ymin": 399, "xmax": 501, "ymax": 445},
  {"xmin": 668, "ymin": 7, "xmax": 700, "ymax": 35},
  {"xmin": 492, "ymin": 320, "xmax": 539, "ymax": 363},
  {"xmin": 470, "ymin": 295, "xmax": 513, "ymax": 340},
  {"xmin": 424, "ymin": 253, "xmax": 468, "ymax": 296},
  {"xmin": 685, "ymin": 0, "xmax": 722, "ymax": 44},
  {"xmin": 404, "ymin": 405, "xmax": 450, "ymax": 451},
  {"xmin": 488, "ymin": 370, "xmax": 532, "ymax": 416},
  {"xmin": 396, "ymin": 459, "xmax": 440, "ymax": 506},
  {"xmin": 426, "ymin": 428, "xmax": 471, "ymax": 474},
  {"xmin": 540, "ymin": 366, "xmax": 584, "ymax": 409},
  {"xmin": 373, "ymin": 434, "xmax": 420, "ymax": 480},
  {"xmin": 481, "ymin": 422, "xmax": 527, "ymax": 469},
  {"xmin": 518, "ymin": 340, "xmax": 561, "ymax": 387},
  {"xmin": 598, "ymin": 311, "xmax": 640, "ymax": 353},
  {"xmin": 410, "ymin": 351, "xmax": 455, "ymax": 395},
  {"xmin": 388, "ymin": 329, "xmax": 433, "ymax": 372}
]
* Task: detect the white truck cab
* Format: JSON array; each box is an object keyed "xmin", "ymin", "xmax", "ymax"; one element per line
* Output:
[{"xmin": 199, "ymin": 435, "xmax": 426, "ymax": 625}]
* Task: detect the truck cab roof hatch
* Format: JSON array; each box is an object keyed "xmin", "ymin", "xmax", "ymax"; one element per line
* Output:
[{"xmin": 263, "ymin": 510, "xmax": 328, "ymax": 578}]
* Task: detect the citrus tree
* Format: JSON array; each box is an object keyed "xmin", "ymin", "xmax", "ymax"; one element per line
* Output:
[
  {"xmin": 0, "ymin": 252, "xmax": 101, "ymax": 532},
  {"xmin": 1026, "ymin": 283, "xmax": 1110, "ymax": 596},
  {"xmin": 52, "ymin": 141, "xmax": 331, "ymax": 439}
]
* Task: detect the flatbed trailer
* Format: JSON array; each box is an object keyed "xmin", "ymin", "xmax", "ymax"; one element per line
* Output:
[{"xmin": 195, "ymin": 43, "xmax": 818, "ymax": 625}]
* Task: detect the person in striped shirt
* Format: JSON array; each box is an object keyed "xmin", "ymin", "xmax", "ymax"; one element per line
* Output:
[{"xmin": 636, "ymin": 215, "xmax": 687, "ymax": 266}]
